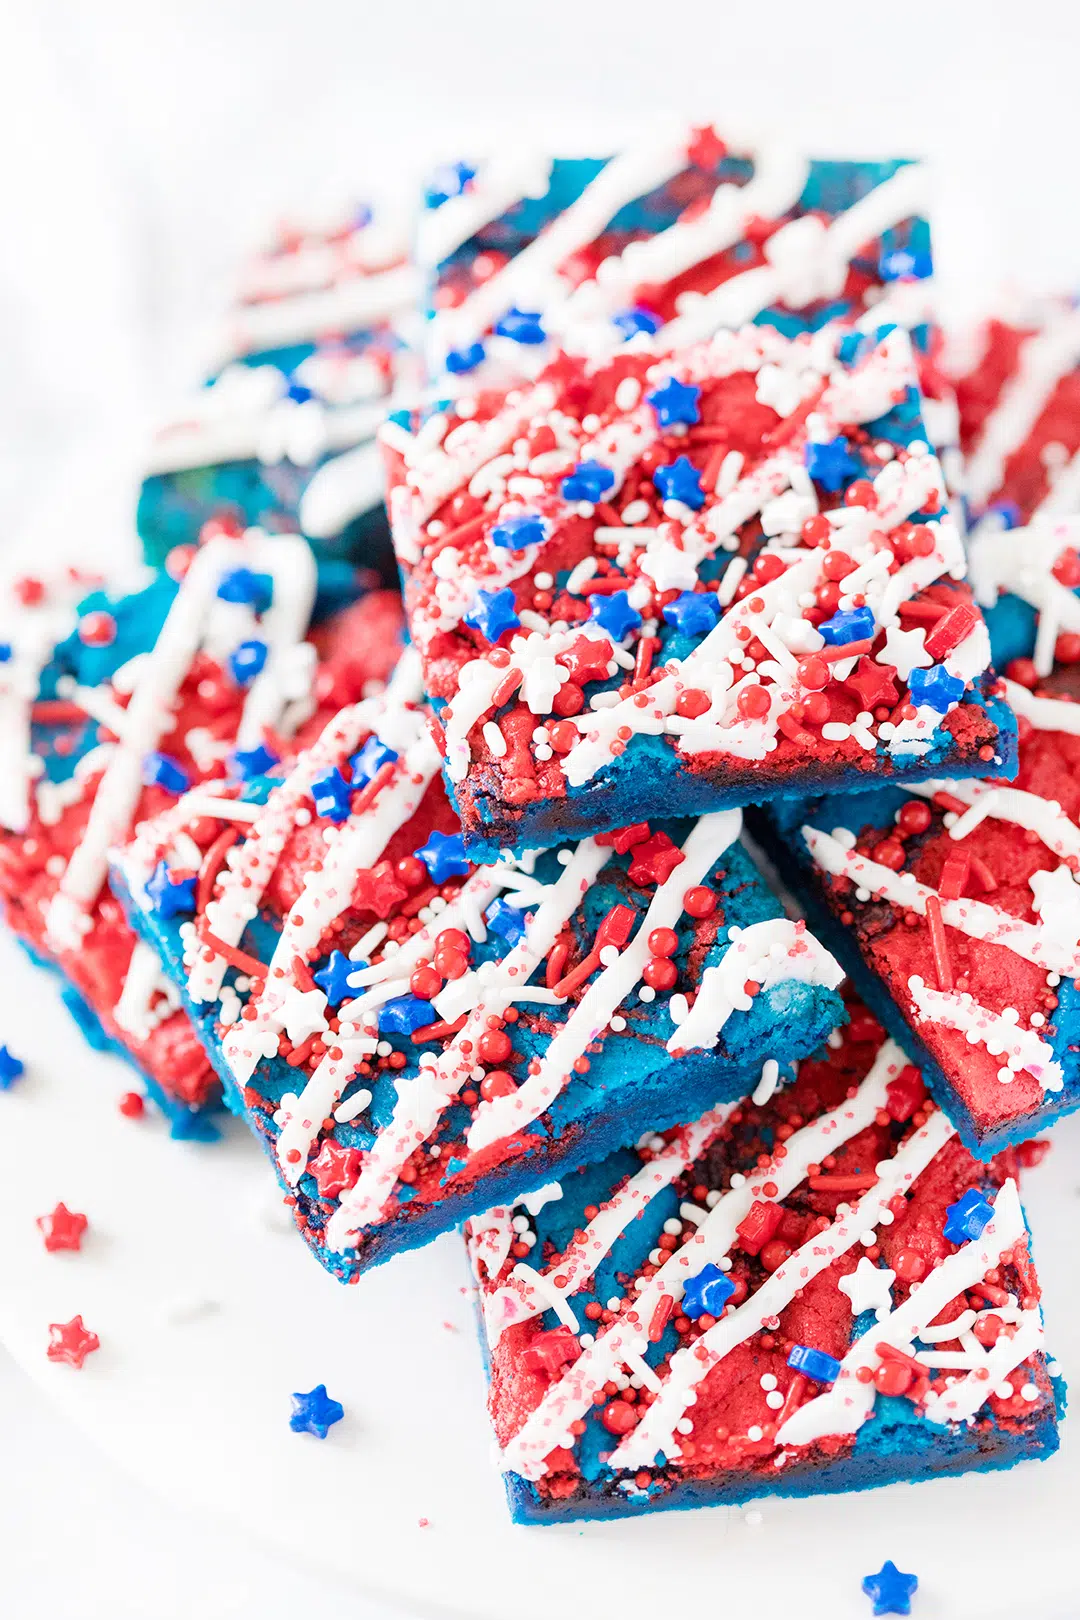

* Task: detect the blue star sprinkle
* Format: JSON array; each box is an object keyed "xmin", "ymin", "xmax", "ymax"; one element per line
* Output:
[
  {"xmin": 861, "ymin": 1561, "xmax": 918, "ymax": 1616},
  {"xmin": 493, "ymin": 308, "xmax": 546, "ymax": 345},
  {"xmin": 943, "ymin": 1186, "xmax": 995, "ymax": 1246},
  {"xmin": 612, "ymin": 307, "xmax": 661, "ymax": 339},
  {"xmin": 681, "ymin": 1263, "xmax": 736, "ymax": 1321},
  {"xmin": 215, "ymin": 568, "xmax": 274, "ymax": 613},
  {"xmin": 804, "ymin": 435, "xmax": 860, "ymax": 491},
  {"xmin": 228, "ymin": 638, "xmax": 268, "ymax": 685},
  {"xmin": 819, "ymin": 606, "xmax": 876, "ymax": 646},
  {"xmin": 787, "ymin": 1344, "xmax": 842, "ymax": 1384},
  {"xmin": 464, "ymin": 587, "xmax": 520, "ymax": 644},
  {"xmin": 379, "ymin": 995, "xmax": 437, "ymax": 1037},
  {"xmin": 491, "ymin": 512, "xmax": 550, "ymax": 551},
  {"xmin": 484, "ymin": 896, "xmax": 527, "ymax": 946},
  {"xmin": 230, "ymin": 742, "xmax": 281, "ymax": 779},
  {"xmin": 349, "ymin": 735, "xmax": 398, "ymax": 786},
  {"xmin": 416, "ymin": 829, "xmax": 470, "ymax": 884},
  {"xmin": 314, "ymin": 950, "xmax": 363, "ymax": 1006},
  {"xmin": 589, "ymin": 590, "xmax": 643, "ymax": 641},
  {"xmin": 907, "ymin": 663, "xmax": 965, "ymax": 714},
  {"xmin": 0, "ymin": 643, "xmax": 12, "ymax": 663},
  {"xmin": 289, "ymin": 1385, "xmax": 345, "ymax": 1440},
  {"xmin": 285, "ymin": 380, "xmax": 314, "ymax": 405},
  {"xmin": 424, "ymin": 161, "xmax": 476, "ymax": 209},
  {"xmin": 445, "ymin": 342, "xmax": 486, "ymax": 375},
  {"xmin": 653, "ymin": 454, "xmax": 705, "ymax": 510},
  {"xmin": 662, "ymin": 590, "xmax": 722, "ymax": 638},
  {"xmin": 560, "ymin": 460, "xmax": 616, "ymax": 504},
  {"xmin": 646, "ymin": 376, "xmax": 701, "ymax": 429},
  {"xmin": 0, "ymin": 1046, "xmax": 25, "ymax": 1091},
  {"xmin": 310, "ymin": 767, "xmax": 353, "ymax": 823},
  {"xmin": 146, "ymin": 861, "xmax": 197, "ymax": 919},
  {"xmin": 879, "ymin": 246, "xmax": 933, "ymax": 281},
  {"xmin": 142, "ymin": 752, "xmax": 190, "ymax": 795}
]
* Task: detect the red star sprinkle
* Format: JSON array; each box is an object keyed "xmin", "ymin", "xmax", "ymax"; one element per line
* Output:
[
  {"xmin": 36, "ymin": 1203, "xmax": 89, "ymax": 1253},
  {"xmin": 596, "ymin": 821, "xmax": 651, "ymax": 855},
  {"xmin": 46, "ymin": 1315, "xmax": 100, "ymax": 1369},
  {"xmin": 628, "ymin": 831, "xmax": 686, "ymax": 887},
  {"xmin": 351, "ymin": 859, "xmax": 408, "ymax": 918},
  {"xmin": 844, "ymin": 656, "xmax": 899, "ymax": 713},
  {"xmin": 686, "ymin": 125, "xmax": 727, "ymax": 171},
  {"xmin": 310, "ymin": 1140, "xmax": 361, "ymax": 1199},
  {"xmin": 557, "ymin": 634, "xmax": 614, "ymax": 687},
  {"xmin": 522, "ymin": 1326, "xmax": 583, "ymax": 1381}
]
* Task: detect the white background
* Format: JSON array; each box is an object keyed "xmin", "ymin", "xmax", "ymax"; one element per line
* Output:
[{"xmin": 1, "ymin": 2, "xmax": 1079, "ymax": 1615}]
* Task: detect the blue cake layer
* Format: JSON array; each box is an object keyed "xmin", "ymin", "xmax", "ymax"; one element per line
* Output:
[
  {"xmin": 502, "ymin": 1390, "xmax": 1064, "ymax": 1524},
  {"xmin": 112, "ymin": 825, "xmax": 845, "ymax": 1282}
]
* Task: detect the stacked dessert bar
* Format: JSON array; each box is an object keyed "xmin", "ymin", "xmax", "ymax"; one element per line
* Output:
[{"xmin": 9, "ymin": 122, "xmax": 1071, "ymax": 1538}]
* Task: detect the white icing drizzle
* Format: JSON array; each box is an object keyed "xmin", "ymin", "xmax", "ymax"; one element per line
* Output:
[
  {"xmin": 324, "ymin": 838, "xmax": 610, "ymax": 1247},
  {"xmin": 416, "ymin": 153, "xmax": 555, "ymax": 272},
  {"xmin": 906, "ymin": 978, "xmax": 1064, "ymax": 1094},
  {"xmin": 481, "ymin": 1105, "xmax": 737, "ymax": 1347},
  {"xmin": 44, "ymin": 534, "xmax": 316, "ymax": 952},
  {"xmin": 224, "ymin": 263, "xmax": 421, "ymax": 362},
  {"xmin": 0, "ymin": 572, "xmax": 88, "ymax": 833},
  {"xmin": 778, "ymin": 1178, "xmax": 1036, "ymax": 1443},
  {"xmin": 608, "ymin": 1107, "xmax": 957, "ymax": 1469},
  {"xmin": 905, "ymin": 773, "xmax": 1080, "ymax": 864},
  {"xmin": 964, "ymin": 306, "xmax": 1080, "ymax": 510},
  {"xmin": 297, "ymin": 441, "xmax": 385, "ymax": 538},
  {"xmin": 1001, "ymin": 678, "xmax": 1080, "ymax": 738},
  {"xmin": 112, "ymin": 939, "xmax": 181, "ymax": 1042},
  {"xmin": 496, "ymin": 1040, "xmax": 907, "ymax": 1479},
  {"xmin": 222, "ymin": 726, "xmax": 441, "ymax": 1088},
  {"xmin": 666, "ymin": 917, "xmax": 843, "ymax": 1054},
  {"xmin": 968, "ymin": 516, "xmax": 1080, "ymax": 677},
  {"xmin": 466, "ymin": 811, "xmax": 742, "ymax": 1153},
  {"xmin": 803, "ymin": 824, "xmax": 1080, "ymax": 976},
  {"xmin": 659, "ymin": 163, "xmax": 928, "ymax": 349}
]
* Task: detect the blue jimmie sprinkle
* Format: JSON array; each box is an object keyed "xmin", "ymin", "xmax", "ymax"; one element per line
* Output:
[
  {"xmin": 908, "ymin": 663, "xmax": 965, "ymax": 713},
  {"xmin": 416, "ymin": 830, "xmax": 470, "ymax": 884},
  {"xmin": 0, "ymin": 643, "xmax": 12, "ymax": 663},
  {"xmin": 146, "ymin": 861, "xmax": 197, "ymax": 919},
  {"xmin": 490, "ymin": 513, "xmax": 550, "ymax": 550},
  {"xmin": 310, "ymin": 767, "xmax": 353, "ymax": 823},
  {"xmin": 943, "ymin": 1187, "xmax": 995, "ymax": 1246},
  {"xmin": 681, "ymin": 1263, "xmax": 736, "ymax": 1321},
  {"xmin": 464, "ymin": 587, "xmax": 520, "ymax": 644},
  {"xmin": 289, "ymin": 1385, "xmax": 345, "ymax": 1440},
  {"xmin": 819, "ymin": 606, "xmax": 876, "ymax": 646},
  {"xmin": 662, "ymin": 591, "xmax": 721, "ymax": 638},
  {"xmin": 228, "ymin": 639, "xmax": 269, "ymax": 685},
  {"xmin": 285, "ymin": 380, "xmax": 315, "ymax": 404},
  {"xmin": 804, "ymin": 436, "xmax": 859, "ymax": 492},
  {"xmin": 142, "ymin": 752, "xmax": 190, "ymax": 795},
  {"xmin": 589, "ymin": 590, "xmax": 642, "ymax": 641},
  {"xmin": 787, "ymin": 1344, "xmax": 842, "ymax": 1384},
  {"xmin": 560, "ymin": 460, "xmax": 616, "ymax": 504}
]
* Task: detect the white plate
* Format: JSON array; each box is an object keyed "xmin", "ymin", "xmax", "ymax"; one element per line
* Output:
[{"xmin": 0, "ymin": 926, "xmax": 1076, "ymax": 1620}]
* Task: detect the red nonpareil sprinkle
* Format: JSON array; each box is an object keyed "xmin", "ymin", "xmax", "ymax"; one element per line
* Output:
[
  {"xmin": 197, "ymin": 924, "xmax": 268, "ymax": 977},
  {"xmin": 118, "ymin": 1091, "xmax": 145, "ymax": 1118},
  {"xmin": 926, "ymin": 895, "xmax": 953, "ymax": 992},
  {"xmin": 197, "ymin": 825, "xmax": 241, "ymax": 914}
]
